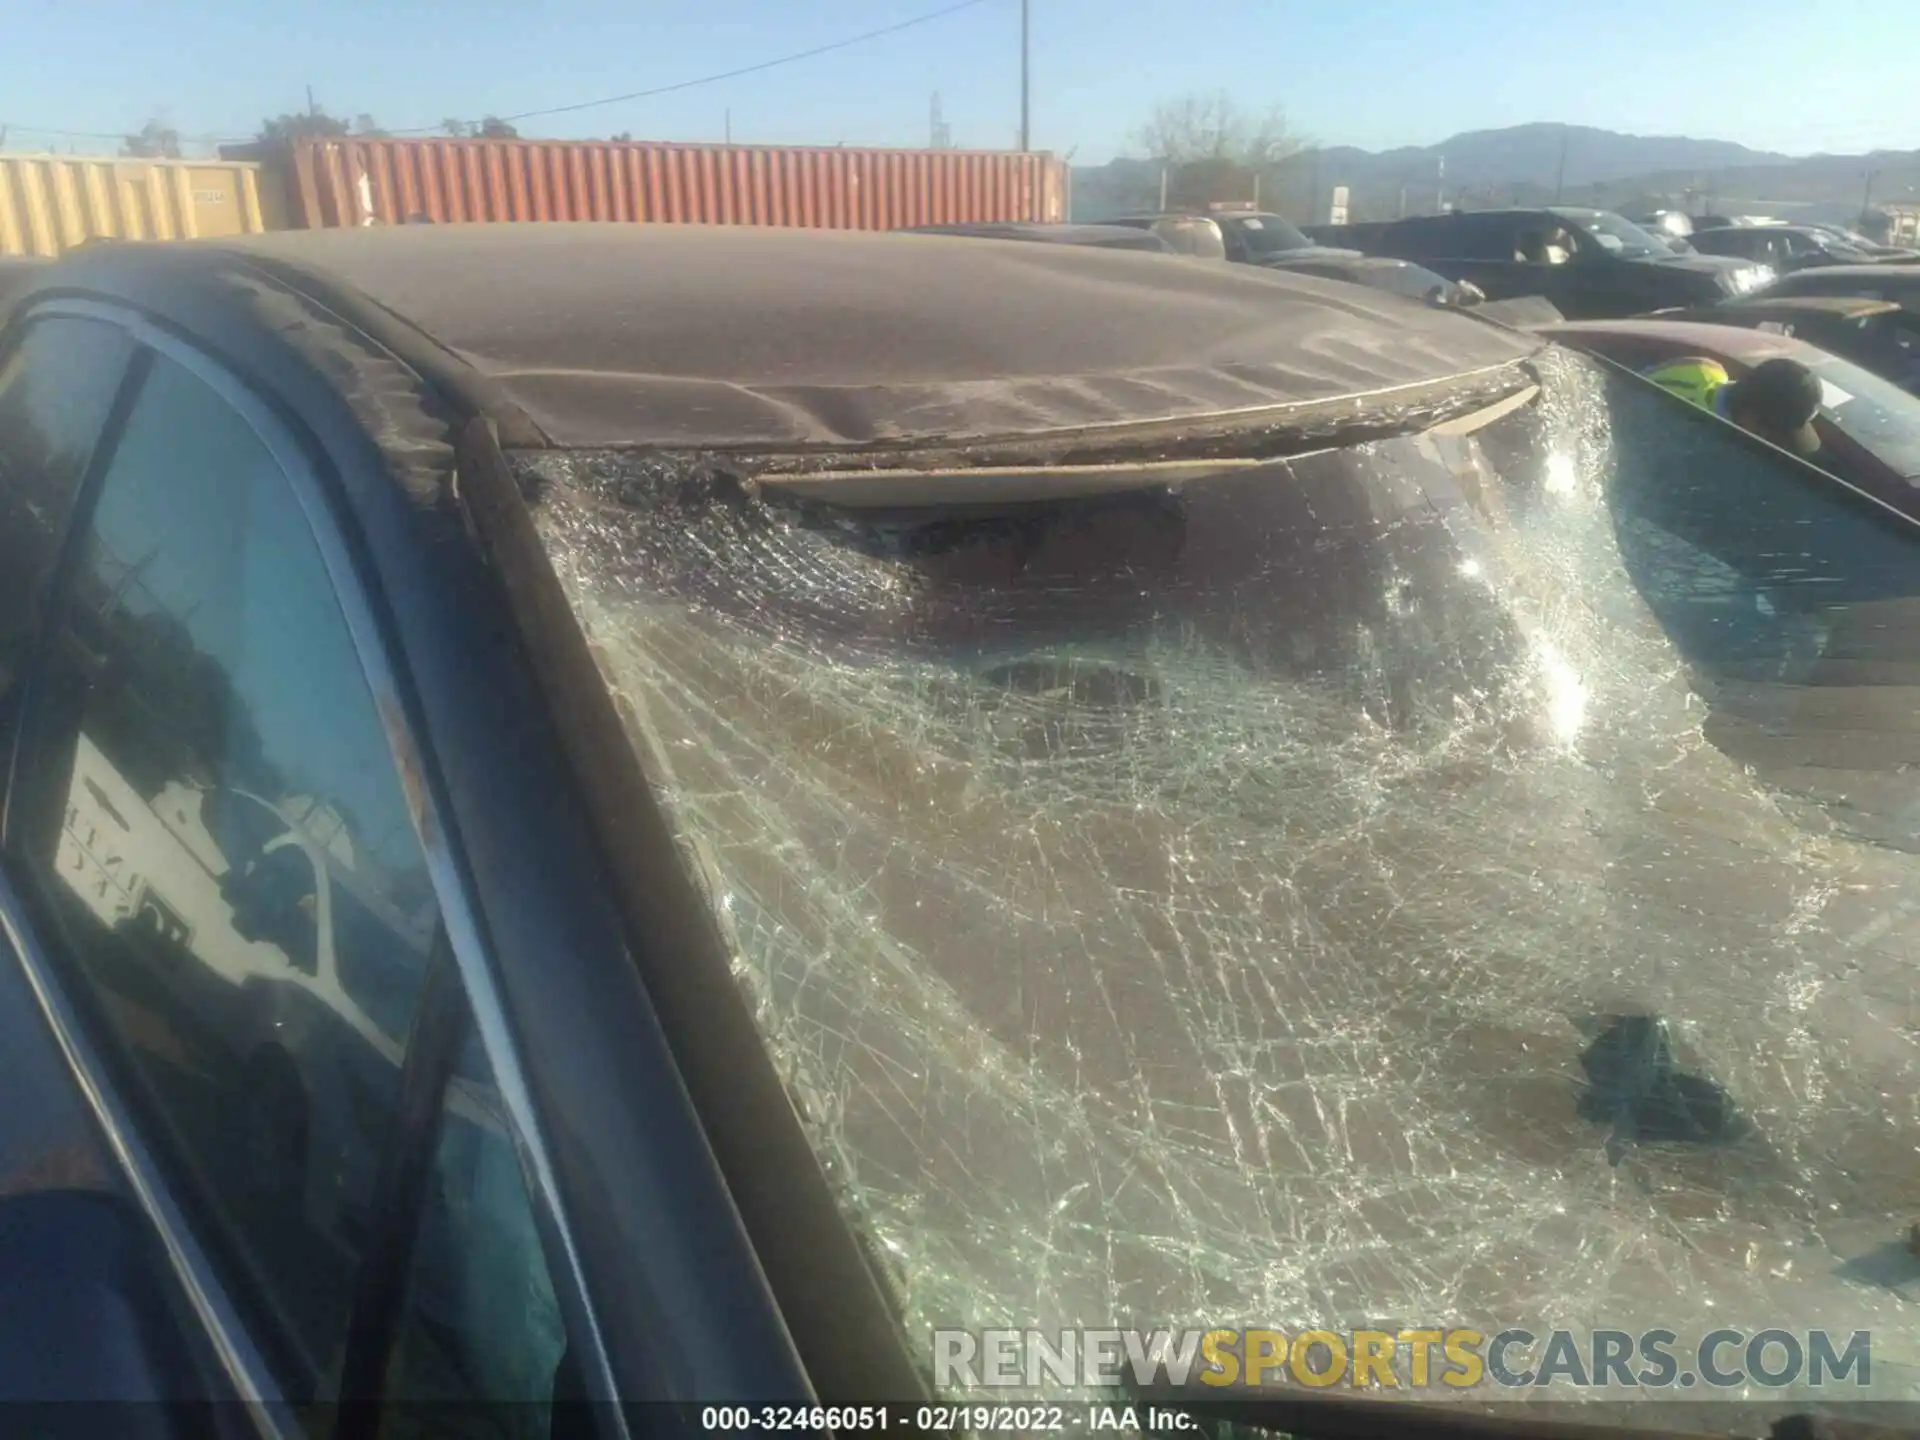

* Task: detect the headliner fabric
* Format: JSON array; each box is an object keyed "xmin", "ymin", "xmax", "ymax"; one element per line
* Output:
[{"xmin": 174, "ymin": 223, "xmax": 1543, "ymax": 451}]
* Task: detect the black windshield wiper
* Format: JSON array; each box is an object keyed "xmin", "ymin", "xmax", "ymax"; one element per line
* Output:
[{"xmin": 1130, "ymin": 1385, "xmax": 1920, "ymax": 1440}]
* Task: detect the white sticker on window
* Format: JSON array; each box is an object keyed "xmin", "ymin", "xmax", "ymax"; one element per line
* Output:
[
  {"xmin": 1820, "ymin": 379, "xmax": 1853, "ymax": 409},
  {"xmin": 1242, "ymin": 218, "xmax": 1264, "ymax": 229}
]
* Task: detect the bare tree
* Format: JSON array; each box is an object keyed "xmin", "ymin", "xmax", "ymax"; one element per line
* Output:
[
  {"xmin": 441, "ymin": 118, "xmax": 473, "ymax": 138},
  {"xmin": 1131, "ymin": 91, "xmax": 1304, "ymax": 211},
  {"xmin": 1134, "ymin": 90, "xmax": 1297, "ymax": 167},
  {"xmin": 353, "ymin": 114, "xmax": 389, "ymax": 138},
  {"xmin": 121, "ymin": 118, "xmax": 183, "ymax": 159}
]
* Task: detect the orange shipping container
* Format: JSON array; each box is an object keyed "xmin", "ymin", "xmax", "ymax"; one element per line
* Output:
[{"xmin": 229, "ymin": 136, "xmax": 1067, "ymax": 233}]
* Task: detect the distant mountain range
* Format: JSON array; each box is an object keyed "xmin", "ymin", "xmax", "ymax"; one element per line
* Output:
[{"xmin": 1071, "ymin": 122, "xmax": 1920, "ymax": 227}]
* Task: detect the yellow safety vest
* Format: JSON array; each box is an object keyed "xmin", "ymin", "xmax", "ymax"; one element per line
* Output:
[{"xmin": 1640, "ymin": 357, "xmax": 1734, "ymax": 418}]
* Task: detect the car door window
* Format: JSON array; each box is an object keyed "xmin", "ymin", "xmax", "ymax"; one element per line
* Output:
[
  {"xmin": 0, "ymin": 317, "xmax": 137, "ymax": 714},
  {"xmin": 380, "ymin": 1027, "xmax": 570, "ymax": 1434},
  {"xmin": 1453, "ymin": 215, "xmax": 1520, "ymax": 261},
  {"xmin": 1608, "ymin": 369, "xmax": 1919, "ymax": 676},
  {"xmin": 4, "ymin": 346, "xmax": 443, "ymax": 1404}
]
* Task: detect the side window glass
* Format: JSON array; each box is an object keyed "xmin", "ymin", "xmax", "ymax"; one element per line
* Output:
[
  {"xmin": 1600, "ymin": 365, "xmax": 1920, "ymax": 846},
  {"xmin": 0, "ymin": 317, "xmax": 136, "ymax": 707},
  {"xmin": 1606, "ymin": 366, "xmax": 1919, "ymax": 682},
  {"xmin": 1471, "ymin": 217, "xmax": 1521, "ymax": 261},
  {"xmin": 381, "ymin": 1028, "xmax": 570, "ymax": 1431},
  {"xmin": 6, "ymin": 349, "xmax": 440, "ymax": 1401}
]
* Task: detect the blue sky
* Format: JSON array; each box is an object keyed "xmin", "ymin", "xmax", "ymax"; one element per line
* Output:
[{"xmin": 2, "ymin": 0, "xmax": 1914, "ymax": 163}]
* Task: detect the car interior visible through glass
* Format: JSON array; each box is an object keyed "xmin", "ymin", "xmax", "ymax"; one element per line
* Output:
[{"xmin": 0, "ymin": 343, "xmax": 569, "ymax": 1427}]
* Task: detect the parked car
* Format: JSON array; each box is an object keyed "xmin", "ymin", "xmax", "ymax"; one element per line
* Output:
[
  {"xmin": 1801, "ymin": 221, "xmax": 1920, "ymax": 262},
  {"xmin": 1204, "ymin": 208, "xmax": 1362, "ymax": 265},
  {"xmin": 1652, "ymin": 294, "xmax": 1920, "ymax": 393},
  {"xmin": 1760, "ymin": 262, "xmax": 1920, "ymax": 310},
  {"xmin": 1688, "ymin": 222, "xmax": 1881, "ymax": 274},
  {"xmin": 1634, "ymin": 210, "xmax": 1695, "ymax": 239},
  {"xmin": 1103, "ymin": 209, "xmax": 1362, "ymax": 266},
  {"xmin": 1306, "ymin": 206, "xmax": 1771, "ymax": 317},
  {"xmin": 7, "ymin": 224, "xmax": 1920, "ymax": 1438},
  {"xmin": 897, "ymin": 222, "xmax": 1173, "ymax": 253},
  {"xmin": 1250, "ymin": 252, "xmax": 1565, "ymax": 326},
  {"xmin": 1100, "ymin": 212, "xmax": 1230, "ymax": 259},
  {"xmin": 1540, "ymin": 316, "xmax": 1920, "ymax": 509}
]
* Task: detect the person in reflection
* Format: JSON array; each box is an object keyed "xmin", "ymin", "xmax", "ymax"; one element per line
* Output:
[{"xmin": 1639, "ymin": 355, "xmax": 1824, "ymax": 459}]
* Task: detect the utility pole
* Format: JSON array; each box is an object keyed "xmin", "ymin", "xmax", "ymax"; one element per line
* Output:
[
  {"xmin": 1018, "ymin": 0, "xmax": 1031, "ymax": 151},
  {"xmin": 1553, "ymin": 126, "xmax": 1570, "ymax": 203},
  {"xmin": 1862, "ymin": 168, "xmax": 1880, "ymax": 225},
  {"xmin": 307, "ymin": 85, "xmax": 317, "ymax": 118}
]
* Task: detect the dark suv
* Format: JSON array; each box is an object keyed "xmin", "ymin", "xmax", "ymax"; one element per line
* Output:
[{"xmin": 1308, "ymin": 206, "xmax": 1771, "ymax": 318}]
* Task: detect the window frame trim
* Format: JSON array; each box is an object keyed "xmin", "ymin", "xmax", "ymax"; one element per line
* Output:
[
  {"xmin": 0, "ymin": 313, "xmax": 142, "ymax": 740},
  {"xmin": 0, "ymin": 298, "xmax": 602, "ymax": 1427}
]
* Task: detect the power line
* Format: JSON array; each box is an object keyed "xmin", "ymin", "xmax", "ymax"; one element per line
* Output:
[
  {"xmin": 439, "ymin": 0, "xmax": 993, "ymax": 130},
  {"xmin": 3, "ymin": 0, "xmax": 993, "ymax": 147}
]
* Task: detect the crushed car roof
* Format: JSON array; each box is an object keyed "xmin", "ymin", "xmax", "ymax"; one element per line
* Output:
[{"xmin": 24, "ymin": 223, "xmax": 1543, "ymax": 453}]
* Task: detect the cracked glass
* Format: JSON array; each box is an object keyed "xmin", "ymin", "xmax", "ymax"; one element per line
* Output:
[{"xmin": 518, "ymin": 345, "xmax": 1920, "ymax": 1413}]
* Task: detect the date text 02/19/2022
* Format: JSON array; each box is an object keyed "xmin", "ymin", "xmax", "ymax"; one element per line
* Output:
[{"xmin": 914, "ymin": 1406, "xmax": 1197, "ymax": 1433}]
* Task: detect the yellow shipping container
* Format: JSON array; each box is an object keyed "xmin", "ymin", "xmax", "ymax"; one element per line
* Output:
[{"xmin": 0, "ymin": 154, "xmax": 286, "ymax": 259}]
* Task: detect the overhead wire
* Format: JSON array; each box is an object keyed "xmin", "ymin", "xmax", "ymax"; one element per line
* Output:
[{"xmin": 0, "ymin": 0, "xmax": 993, "ymax": 149}]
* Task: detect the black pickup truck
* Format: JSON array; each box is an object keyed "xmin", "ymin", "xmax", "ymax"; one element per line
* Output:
[{"xmin": 1305, "ymin": 206, "xmax": 1771, "ymax": 318}]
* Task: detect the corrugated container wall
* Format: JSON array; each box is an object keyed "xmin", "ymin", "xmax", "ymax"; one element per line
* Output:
[
  {"xmin": 0, "ymin": 155, "xmax": 283, "ymax": 258},
  {"xmin": 234, "ymin": 137, "xmax": 1066, "ymax": 232}
]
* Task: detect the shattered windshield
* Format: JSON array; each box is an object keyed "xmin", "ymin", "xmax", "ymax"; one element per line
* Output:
[{"xmin": 521, "ymin": 345, "xmax": 1920, "ymax": 1417}]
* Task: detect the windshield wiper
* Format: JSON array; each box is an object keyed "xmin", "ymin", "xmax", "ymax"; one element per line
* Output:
[{"xmin": 1131, "ymin": 1385, "xmax": 1920, "ymax": 1440}]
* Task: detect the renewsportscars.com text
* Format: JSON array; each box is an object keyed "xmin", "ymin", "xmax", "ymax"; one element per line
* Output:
[{"xmin": 931, "ymin": 1327, "xmax": 1874, "ymax": 1392}]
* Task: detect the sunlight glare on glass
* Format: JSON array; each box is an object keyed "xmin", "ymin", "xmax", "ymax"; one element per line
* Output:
[
  {"xmin": 1544, "ymin": 449, "xmax": 1579, "ymax": 497},
  {"xmin": 1535, "ymin": 637, "xmax": 1588, "ymax": 744}
]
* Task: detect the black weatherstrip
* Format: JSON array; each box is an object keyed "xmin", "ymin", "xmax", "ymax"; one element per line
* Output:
[
  {"xmin": 0, "ymin": 342, "xmax": 154, "ymax": 849},
  {"xmin": 335, "ymin": 927, "xmax": 470, "ymax": 1428}
]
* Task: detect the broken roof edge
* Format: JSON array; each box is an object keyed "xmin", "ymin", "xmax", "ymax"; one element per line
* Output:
[
  {"xmin": 504, "ymin": 360, "xmax": 1542, "ymax": 473},
  {"xmin": 212, "ymin": 247, "xmax": 555, "ymax": 449}
]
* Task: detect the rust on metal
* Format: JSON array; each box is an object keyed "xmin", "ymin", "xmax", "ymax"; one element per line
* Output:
[{"xmin": 242, "ymin": 136, "xmax": 1067, "ymax": 233}]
